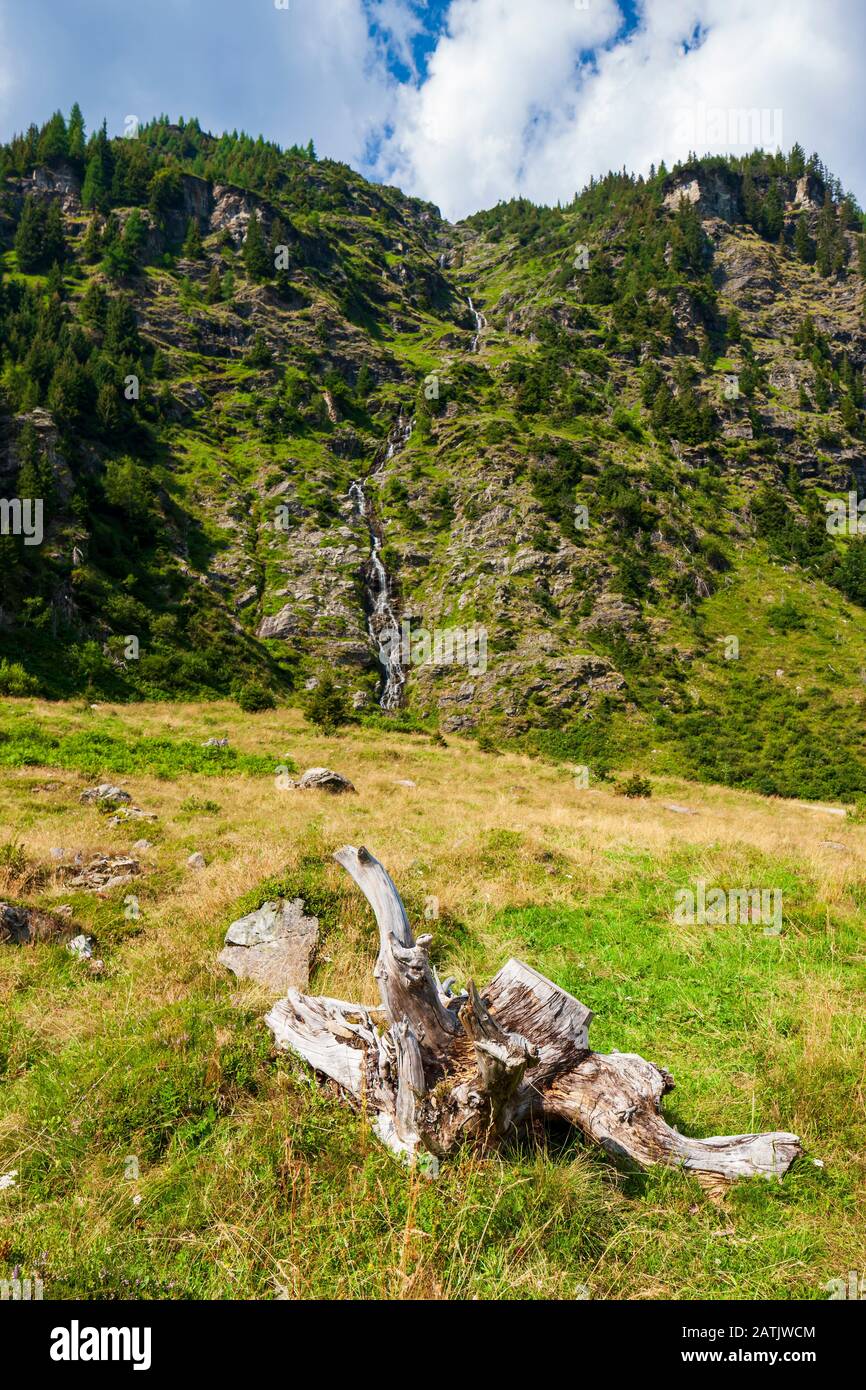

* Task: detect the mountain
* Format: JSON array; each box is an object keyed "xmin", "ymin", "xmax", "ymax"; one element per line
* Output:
[{"xmin": 2, "ymin": 114, "xmax": 866, "ymax": 800}]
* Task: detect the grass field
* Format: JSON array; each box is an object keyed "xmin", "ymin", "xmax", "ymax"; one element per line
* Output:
[{"xmin": 1, "ymin": 698, "xmax": 864, "ymax": 1299}]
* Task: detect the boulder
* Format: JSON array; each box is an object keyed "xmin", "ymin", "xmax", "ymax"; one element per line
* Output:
[
  {"xmin": 219, "ymin": 898, "xmax": 318, "ymax": 994},
  {"xmin": 298, "ymin": 767, "xmax": 356, "ymax": 794},
  {"xmin": 187, "ymin": 852, "xmax": 207, "ymax": 870}
]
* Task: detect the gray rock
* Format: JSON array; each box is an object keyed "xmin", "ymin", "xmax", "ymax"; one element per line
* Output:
[
  {"xmin": 298, "ymin": 767, "xmax": 356, "ymax": 794},
  {"xmin": 663, "ymin": 803, "xmax": 698, "ymax": 815},
  {"xmin": 79, "ymin": 784, "xmax": 131, "ymax": 805},
  {"xmin": 219, "ymin": 898, "xmax": 318, "ymax": 994},
  {"xmin": 132, "ymin": 840, "xmax": 153, "ymax": 852},
  {"xmin": 64, "ymin": 856, "xmax": 140, "ymax": 891},
  {"xmin": 0, "ymin": 903, "xmax": 33, "ymax": 945},
  {"xmin": 187, "ymin": 852, "xmax": 207, "ymax": 870},
  {"xmin": 202, "ymin": 737, "xmax": 229, "ymax": 748},
  {"xmin": 67, "ymin": 934, "xmax": 94, "ymax": 960}
]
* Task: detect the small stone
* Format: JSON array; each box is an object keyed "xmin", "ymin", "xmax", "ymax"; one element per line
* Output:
[
  {"xmin": 298, "ymin": 767, "xmax": 356, "ymax": 794},
  {"xmin": 132, "ymin": 840, "xmax": 153, "ymax": 852},
  {"xmin": 394, "ymin": 779, "xmax": 417, "ymax": 788},
  {"xmin": 67, "ymin": 934, "xmax": 94, "ymax": 961},
  {"xmin": 663, "ymin": 803, "xmax": 697, "ymax": 815},
  {"xmin": 202, "ymin": 737, "xmax": 229, "ymax": 748},
  {"xmin": 187, "ymin": 852, "xmax": 207, "ymax": 870}
]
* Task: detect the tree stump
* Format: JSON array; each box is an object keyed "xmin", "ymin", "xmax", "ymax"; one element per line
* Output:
[{"xmin": 265, "ymin": 847, "xmax": 802, "ymax": 1186}]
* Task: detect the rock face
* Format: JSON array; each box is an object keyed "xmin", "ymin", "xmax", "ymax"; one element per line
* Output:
[
  {"xmin": 298, "ymin": 767, "xmax": 357, "ymax": 794},
  {"xmin": 219, "ymin": 898, "xmax": 319, "ymax": 994}
]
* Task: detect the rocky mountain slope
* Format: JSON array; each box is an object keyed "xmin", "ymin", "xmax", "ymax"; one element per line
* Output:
[{"xmin": 2, "ymin": 116, "xmax": 866, "ymax": 798}]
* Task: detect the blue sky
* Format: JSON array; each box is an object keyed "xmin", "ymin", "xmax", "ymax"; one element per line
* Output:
[{"xmin": 0, "ymin": 0, "xmax": 863, "ymax": 220}]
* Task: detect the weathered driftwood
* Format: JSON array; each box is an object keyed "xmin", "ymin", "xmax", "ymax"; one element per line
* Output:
[{"xmin": 265, "ymin": 846, "xmax": 802, "ymax": 1186}]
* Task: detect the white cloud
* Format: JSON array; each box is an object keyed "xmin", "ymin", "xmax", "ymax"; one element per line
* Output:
[{"xmin": 374, "ymin": 0, "xmax": 866, "ymax": 219}]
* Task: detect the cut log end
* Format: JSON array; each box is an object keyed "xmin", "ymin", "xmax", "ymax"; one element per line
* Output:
[{"xmin": 264, "ymin": 847, "xmax": 803, "ymax": 1188}]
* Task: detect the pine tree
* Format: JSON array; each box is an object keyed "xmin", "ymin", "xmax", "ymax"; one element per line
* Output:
[
  {"xmin": 37, "ymin": 110, "xmax": 68, "ymax": 165},
  {"xmin": 43, "ymin": 201, "xmax": 66, "ymax": 265},
  {"xmin": 182, "ymin": 217, "xmax": 204, "ymax": 259},
  {"xmin": 82, "ymin": 214, "xmax": 102, "ymax": 262},
  {"xmin": 242, "ymin": 213, "xmax": 270, "ymax": 280},
  {"xmin": 67, "ymin": 103, "xmax": 86, "ymax": 164},
  {"xmin": 794, "ymin": 214, "xmax": 815, "ymax": 264},
  {"xmin": 205, "ymin": 264, "xmax": 222, "ymax": 303},
  {"xmin": 787, "ymin": 143, "xmax": 806, "ymax": 178},
  {"xmin": 81, "ymin": 122, "xmax": 113, "ymax": 212},
  {"xmin": 96, "ymin": 381, "xmax": 124, "ymax": 437},
  {"xmin": 816, "ymin": 194, "xmax": 838, "ymax": 278},
  {"xmin": 104, "ymin": 294, "xmax": 141, "ymax": 358},
  {"xmin": 80, "ymin": 281, "xmax": 107, "ymax": 327},
  {"xmin": 762, "ymin": 183, "xmax": 784, "ymax": 241},
  {"xmin": 14, "ymin": 196, "xmax": 46, "ymax": 272}
]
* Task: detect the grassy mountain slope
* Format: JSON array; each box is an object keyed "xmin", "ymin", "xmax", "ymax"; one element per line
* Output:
[{"xmin": 3, "ymin": 118, "xmax": 866, "ymax": 798}]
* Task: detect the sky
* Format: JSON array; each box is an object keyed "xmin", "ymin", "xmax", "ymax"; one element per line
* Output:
[{"xmin": 0, "ymin": 0, "xmax": 864, "ymax": 221}]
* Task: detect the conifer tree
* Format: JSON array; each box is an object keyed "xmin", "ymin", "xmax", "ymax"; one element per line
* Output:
[
  {"xmin": 794, "ymin": 214, "xmax": 815, "ymax": 264},
  {"xmin": 67, "ymin": 102, "xmax": 86, "ymax": 164},
  {"xmin": 182, "ymin": 217, "xmax": 204, "ymax": 259},
  {"xmin": 14, "ymin": 196, "xmax": 46, "ymax": 272},
  {"xmin": 243, "ymin": 213, "xmax": 270, "ymax": 280},
  {"xmin": 37, "ymin": 110, "xmax": 68, "ymax": 165}
]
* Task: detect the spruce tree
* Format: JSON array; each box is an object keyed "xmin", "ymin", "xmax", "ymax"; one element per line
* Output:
[
  {"xmin": 67, "ymin": 103, "xmax": 86, "ymax": 164},
  {"xmin": 37, "ymin": 110, "xmax": 68, "ymax": 165},
  {"xmin": 794, "ymin": 214, "xmax": 815, "ymax": 264},
  {"xmin": 82, "ymin": 215, "xmax": 102, "ymax": 262},
  {"xmin": 14, "ymin": 196, "xmax": 46, "ymax": 272},
  {"xmin": 242, "ymin": 213, "xmax": 270, "ymax": 280},
  {"xmin": 182, "ymin": 217, "xmax": 204, "ymax": 259},
  {"xmin": 43, "ymin": 201, "xmax": 66, "ymax": 265},
  {"xmin": 205, "ymin": 264, "xmax": 222, "ymax": 303}
]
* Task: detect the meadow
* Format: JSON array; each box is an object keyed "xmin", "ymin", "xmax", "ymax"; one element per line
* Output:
[{"xmin": 0, "ymin": 697, "xmax": 863, "ymax": 1299}]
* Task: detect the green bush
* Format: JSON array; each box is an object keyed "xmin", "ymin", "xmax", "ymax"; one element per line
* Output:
[
  {"xmin": 614, "ymin": 773, "xmax": 652, "ymax": 798},
  {"xmin": 305, "ymin": 674, "xmax": 350, "ymax": 734},
  {"xmin": 0, "ymin": 659, "xmax": 40, "ymax": 696},
  {"xmin": 234, "ymin": 683, "xmax": 276, "ymax": 713}
]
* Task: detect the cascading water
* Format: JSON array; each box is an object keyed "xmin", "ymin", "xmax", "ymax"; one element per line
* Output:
[
  {"xmin": 349, "ymin": 417, "xmax": 413, "ymax": 710},
  {"xmin": 468, "ymin": 295, "xmax": 486, "ymax": 352}
]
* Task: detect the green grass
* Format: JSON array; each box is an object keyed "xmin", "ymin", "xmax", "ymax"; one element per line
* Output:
[
  {"xmin": 1, "ymin": 840, "xmax": 861, "ymax": 1299},
  {"xmin": 0, "ymin": 721, "xmax": 283, "ymax": 780}
]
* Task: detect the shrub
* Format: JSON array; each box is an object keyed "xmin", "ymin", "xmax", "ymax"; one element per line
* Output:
[
  {"xmin": 0, "ymin": 660, "xmax": 40, "ymax": 696},
  {"xmin": 305, "ymin": 674, "xmax": 350, "ymax": 734},
  {"xmin": 234, "ymin": 683, "xmax": 276, "ymax": 713},
  {"xmin": 614, "ymin": 773, "xmax": 652, "ymax": 798}
]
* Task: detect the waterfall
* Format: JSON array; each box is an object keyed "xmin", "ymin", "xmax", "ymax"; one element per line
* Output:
[
  {"xmin": 468, "ymin": 295, "xmax": 485, "ymax": 352},
  {"xmin": 348, "ymin": 417, "xmax": 413, "ymax": 711}
]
